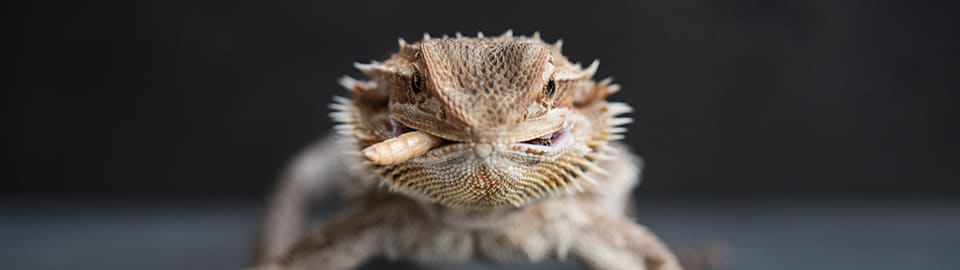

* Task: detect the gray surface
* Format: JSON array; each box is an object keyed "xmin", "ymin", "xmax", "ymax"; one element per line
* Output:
[{"xmin": 2, "ymin": 199, "xmax": 958, "ymax": 270}]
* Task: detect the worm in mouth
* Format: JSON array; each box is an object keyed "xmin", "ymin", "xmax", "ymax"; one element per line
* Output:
[
  {"xmin": 362, "ymin": 119, "xmax": 565, "ymax": 165},
  {"xmin": 361, "ymin": 130, "xmax": 444, "ymax": 165}
]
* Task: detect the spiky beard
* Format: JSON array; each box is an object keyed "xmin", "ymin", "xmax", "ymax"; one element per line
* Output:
[{"xmin": 332, "ymin": 96, "xmax": 632, "ymax": 209}]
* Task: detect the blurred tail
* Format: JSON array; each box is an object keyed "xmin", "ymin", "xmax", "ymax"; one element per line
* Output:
[{"xmin": 253, "ymin": 135, "xmax": 347, "ymax": 263}]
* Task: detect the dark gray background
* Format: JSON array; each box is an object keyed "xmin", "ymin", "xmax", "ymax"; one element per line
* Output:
[
  {"xmin": 8, "ymin": 0, "xmax": 958, "ymax": 199},
  {"xmin": 5, "ymin": 0, "xmax": 959, "ymax": 269}
]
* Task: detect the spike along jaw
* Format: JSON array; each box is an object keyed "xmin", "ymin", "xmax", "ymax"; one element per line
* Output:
[{"xmin": 335, "ymin": 32, "xmax": 631, "ymax": 209}]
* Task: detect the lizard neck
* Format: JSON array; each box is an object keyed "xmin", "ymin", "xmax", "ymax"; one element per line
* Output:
[{"xmin": 418, "ymin": 201, "xmax": 530, "ymax": 230}]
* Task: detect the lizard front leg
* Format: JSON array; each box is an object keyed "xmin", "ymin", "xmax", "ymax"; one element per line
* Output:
[
  {"xmin": 256, "ymin": 204, "xmax": 385, "ymax": 270},
  {"xmin": 572, "ymin": 209, "xmax": 682, "ymax": 270},
  {"xmin": 255, "ymin": 135, "xmax": 352, "ymax": 262}
]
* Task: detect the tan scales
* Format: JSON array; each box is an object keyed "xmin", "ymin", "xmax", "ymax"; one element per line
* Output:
[{"xmin": 253, "ymin": 31, "xmax": 682, "ymax": 270}]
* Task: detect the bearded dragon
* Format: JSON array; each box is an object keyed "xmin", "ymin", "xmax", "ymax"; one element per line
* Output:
[{"xmin": 253, "ymin": 31, "xmax": 682, "ymax": 270}]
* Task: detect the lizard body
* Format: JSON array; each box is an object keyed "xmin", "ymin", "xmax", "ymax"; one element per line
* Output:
[{"xmin": 254, "ymin": 31, "xmax": 681, "ymax": 270}]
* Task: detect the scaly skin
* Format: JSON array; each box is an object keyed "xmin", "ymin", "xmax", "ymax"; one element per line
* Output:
[{"xmin": 254, "ymin": 31, "xmax": 682, "ymax": 270}]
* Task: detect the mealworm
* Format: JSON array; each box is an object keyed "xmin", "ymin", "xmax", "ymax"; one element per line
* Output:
[{"xmin": 362, "ymin": 131, "xmax": 444, "ymax": 165}]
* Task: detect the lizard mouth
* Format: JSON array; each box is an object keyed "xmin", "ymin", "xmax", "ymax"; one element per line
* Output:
[
  {"xmin": 390, "ymin": 118, "xmax": 568, "ymax": 154},
  {"xmin": 517, "ymin": 128, "xmax": 567, "ymax": 147},
  {"xmin": 375, "ymin": 118, "xmax": 586, "ymax": 209},
  {"xmin": 372, "ymin": 115, "xmax": 597, "ymax": 208}
]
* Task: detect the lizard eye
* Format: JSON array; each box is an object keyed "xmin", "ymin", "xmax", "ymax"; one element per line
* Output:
[
  {"xmin": 545, "ymin": 79, "xmax": 557, "ymax": 97},
  {"xmin": 411, "ymin": 73, "xmax": 423, "ymax": 93}
]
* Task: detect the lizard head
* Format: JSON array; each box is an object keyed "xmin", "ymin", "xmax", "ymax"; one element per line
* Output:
[{"xmin": 335, "ymin": 31, "xmax": 630, "ymax": 208}]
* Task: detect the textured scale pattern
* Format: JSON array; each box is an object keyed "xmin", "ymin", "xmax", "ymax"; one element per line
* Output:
[
  {"xmin": 421, "ymin": 38, "xmax": 547, "ymax": 127},
  {"xmin": 254, "ymin": 31, "xmax": 683, "ymax": 270},
  {"xmin": 334, "ymin": 32, "xmax": 628, "ymax": 208}
]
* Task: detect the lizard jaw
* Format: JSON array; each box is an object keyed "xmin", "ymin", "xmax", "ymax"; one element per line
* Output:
[{"xmin": 389, "ymin": 117, "xmax": 570, "ymax": 159}]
